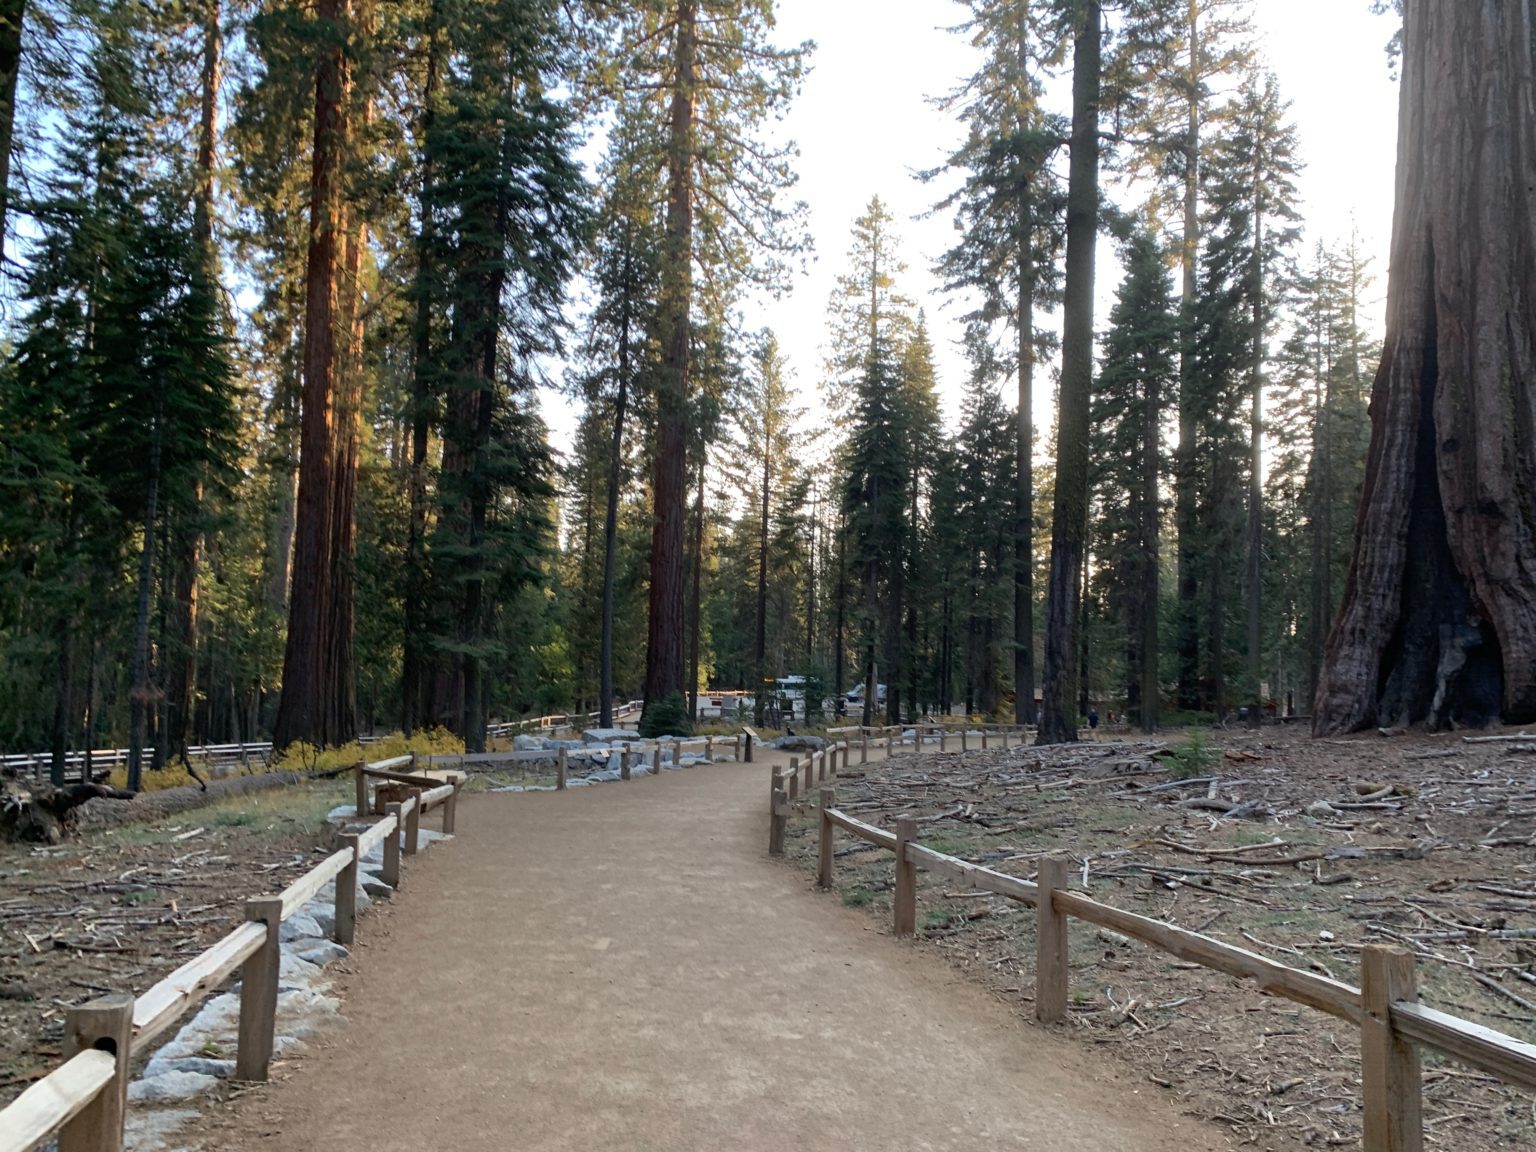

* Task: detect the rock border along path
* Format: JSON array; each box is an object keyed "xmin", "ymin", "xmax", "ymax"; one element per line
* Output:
[{"xmin": 209, "ymin": 748, "xmax": 1232, "ymax": 1152}]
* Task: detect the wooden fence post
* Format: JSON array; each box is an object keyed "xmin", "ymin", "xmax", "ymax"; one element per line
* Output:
[
  {"xmin": 981, "ymin": 729, "xmax": 989, "ymax": 750},
  {"xmin": 706, "ymin": 735, "xmax": 713, "ymax": 761},
  {"xmin": 442, "ymin": 774, "xmax": 460, "ymax": 834},
  {"xmin": 334, "ymin": 832, "xmax": 359, "ymax": 946},
  {"xmin": 817, "ymin": 749, "xmax": 827, "ymax": 783},
  {"xmin": 409, "ymin": 750, "xmax": 420, "ymax": 772},
  {"xmin": 236, "ymin": 896, "xmax": 283, "ymax": 1081},
  {"xmin": 861, "ymin": 730, "xmax": 869, "ymax": 764},
  {"xmin": 1035, "ymin": 858, "xmax": 1069, "ymax": 1024},
  {"xmin": 804, "ymin": 754, "xmax": 813, "ymax": 791},
  {"xmin": 653, "ymin": 746, "xmax": 663, "ymax": 775},
  {"xmin": 1362, "ymin": 946, "xmax": 1423, "ymax": 1152},
  {"xmin": 557, "ymin": 746, "xmax": 568, "ymax": 790},
  {"xmin": 818, "ymin": 787, "xmax": 835, "ymax": 889},
  {"xmin": 787, "ymin": 757, "xmax": 800, "ymax": 800},
  {"xmin": 354, "ymin": 760, "xmax": 368, "ymax": 817},
  {"xmin": 59, "ymin": 993, "xmax": 133, "ymax": 1152},
  {"xmin": 961, "ymin": 729, "xmax": 968, "ymax": 753},
  {"xmin": 886, "ymin": 730, "xmax": 895, "ymax": 758},
  {"xmin": 939, "ymin": 727, "xmax": 947, "ymax": 753},
  {"xmin": 894, "ymin": 816, "xmax": 917, "ymax": 937},
  {"xmin": 744, "ymin": 732, "xmax": 752, "ymax": 763},
  {"xmin": 404, "ymin": 789, "xmax": 422, "ymax": 856},
  {"xmin": 769, "ymin": 787, "xmax": 787, "ymax": 856},
  {"xmin": 383, "ymin": 802, "xmax": 403, "ymax": 889},
  {"xmin": 621, "ymin": 745, "xmax": 632, "ymax": 781}
]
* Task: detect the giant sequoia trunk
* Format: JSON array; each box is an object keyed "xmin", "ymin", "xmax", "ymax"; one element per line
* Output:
[
  {"xmin": 1036, "ymin": 0, "xmax": 1100, "ymax": 746},
  {"xmin": 1315, "ymin": 0, "xmax": 1536, "ymax": 733},
  {"xmin": 273, "ymin": 0, "xmax": 358, "ymax": 752},
  {"xmin": 642, "ymin": 0, "xmax": 695, "ymax": 726}
]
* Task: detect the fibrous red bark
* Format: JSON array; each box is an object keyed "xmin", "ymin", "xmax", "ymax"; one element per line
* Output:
[
  {"xmin": 643, "ymin": 0, "xmax": 696, "ymax": 724},
  {"xmin": 273, "ymin": 0, "xmax": 358, "ymax": 752},
  {"xmin": 1315, "ymin": 0, "xmax": 1536, "ymax": 733}
]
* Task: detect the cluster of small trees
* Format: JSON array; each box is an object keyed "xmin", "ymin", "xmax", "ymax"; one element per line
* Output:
[{"xmin": 1, "ymin": 0, "xmax": 1530, "ymax": 771}]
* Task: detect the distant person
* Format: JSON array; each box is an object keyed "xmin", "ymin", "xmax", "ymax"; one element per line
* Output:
[{"xmin": 1087, "ymin": 708, "xmax": 1099, "ymax": 738}]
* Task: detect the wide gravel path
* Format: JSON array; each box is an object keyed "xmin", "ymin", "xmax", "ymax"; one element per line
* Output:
[{"xmin": 215, "ymin": 748, "xmax": 1230, "ymax": 1151}]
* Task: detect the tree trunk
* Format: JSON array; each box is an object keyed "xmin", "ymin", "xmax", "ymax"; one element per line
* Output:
[
  {"xmin": 1245, "ymin": 184, "xmax": 1265, "ymax": 726},
  {"xmin": 1174, "ymin": 0, "xmax": 1203, "ymax": 712},
  {"xmin": 599, "ymin": 246, "xmax": 634, "ymax": 729},
  {"xmin": 754, "ymin": 402, "xmax": 770, "ymax": 725},
  {"xmin": 806, "ymin": 489, "xmax": 817, "ymax": 662},
  {"xmin": 1077, "ymin": 549, "xmax": 1090, "ymax": 720},
  {"xmin": 0, "ymin": 0, "xmax": 23, "ymax": 267},
  {"xmin": 1140, "ymin": 331, "xmax": 1160, "ymax": 731},
  {"xmin": 1013, "ymin": 2, "xmax": 1038, "ymax": 727},
  {"xmin": 402, "ymin": 2, "xmax": 440, "ymax": 737},
  {"xmin": 1316, "ymin": 0, "xmax": 1536, "ymax": 733},
  {"xmin": 834, "ymin": 508, "xmax": 846, "ymax": 704},
  {"xmin": 1037, "ymin": 0, "xmax": 1100, "ymax": 746},
  {"xmin": 167, "ymin": 0, "xmax": 220, "ymax": 764},
  {"xmin": 127, "ymin": 423, "xmax": 163, "ymax": 792},
  {"xmin": 687, "ymin": 449, "xmax": 705, "ymax": 721},
  {"xmin": 273, "ymin": 0, "xmax": 355, "ymax": 752},
  {"xmin": 1307, "ymin": 300, "xmax": 1331, "ymax": 709},
  {"xmin": 643, "ymin": 0, "xmax": 695, "ymax": 723},
  {"xmin": 50, "ymin": 606, "xmax": 73, "ymax": 787}
]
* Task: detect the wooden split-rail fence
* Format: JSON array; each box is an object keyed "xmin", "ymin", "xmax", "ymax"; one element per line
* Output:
[
  {"xmin": 404, "ymin": 733, "xmax": 746, "ymax": 792},
  {"xmin": 485, "ymin": 700, "xmax": 644, "ymax": 741},
  {"xmin": 769, "ymin": 727, "xmax": 1536, "ymax": 1152},
  {"xmin": 0, "ymin": 757, "xmax": 465, "ymax": 1152}
]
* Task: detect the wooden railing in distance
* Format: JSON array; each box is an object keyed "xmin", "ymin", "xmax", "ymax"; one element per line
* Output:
[
  {"xmin": 0, "ymin": 750, "xmax": 463, "ymax": 1152},
  {"xmin": 800, "ymin": 787, "xmax": 1536, "ymax": 1152},
  {"xmin": 418, "ymin": 733, "xmax": 745, "ymax": 793}
]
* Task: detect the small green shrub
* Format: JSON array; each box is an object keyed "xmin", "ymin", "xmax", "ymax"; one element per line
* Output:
[
  {"xmin": 1165, "ymin": 730, "xmax": 1218, "ymax": 780},
  {"xmin": 639, "ymin": 691, "xmax": 692, "ymax": 739}
]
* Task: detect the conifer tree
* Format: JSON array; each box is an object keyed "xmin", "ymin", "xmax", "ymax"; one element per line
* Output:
[
  {"xmin": 1037, "ymin": 0, "xmax": 1102, "ymax": 745},
  {"xmin": 272, "ymin": 0, "xmax": 367, "ymax": 751},
  {"xmin": 930, "ymin": 0, "xmax": 1066, "ymax": 724},
  {"xmin": 1091, "ymin": 222, "xmax": 1177, "ymax": 729},
  {"xmin": 831, "ymin": 197, "xmax": 915, "ymax": 724},
  {"xmin": 1, "ymin": 8, "xmax": 239, "ymax": 787},
  {"xmin": 1199, "ymin": 71, "xmax": 1300, "ymax": 718},
  {"xmin": 1119, "ymin": 0, "xmax": 1254, "ymax": 713},
  {"xmin": 612, "ymin": 1, "xmax": 809, "ymax": 733},
  {"xmin": 414, "ymin": 0, "xmax": 587, "ymax": 750}
]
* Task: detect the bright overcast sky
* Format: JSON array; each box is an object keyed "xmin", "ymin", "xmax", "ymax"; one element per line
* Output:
[{"xmin": 541, "ymin": 0, "xmax": 1402, "ymax": 453}]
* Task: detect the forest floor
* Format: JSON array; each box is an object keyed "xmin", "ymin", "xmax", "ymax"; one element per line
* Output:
[
  {"xmin": 0, "ymin": 778, "xmax": 351, "ymax": 1106},
  {"xmin": 779, "ymin": 723, "xmax": 1536, "ymax": 1150}
]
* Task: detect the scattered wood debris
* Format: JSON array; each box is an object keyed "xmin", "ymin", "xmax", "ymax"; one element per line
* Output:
[{"xmin": 783, "ymin": 724, "xmax": 1536, "ymax": 1150}]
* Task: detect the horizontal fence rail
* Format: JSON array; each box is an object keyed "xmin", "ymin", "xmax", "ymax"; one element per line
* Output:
[
  {"xmin": 771, "ymin": 726, "xmax": 1536, "ymax": 1152},
  {"xmin": 0, "ymin": 752, "xmax": 469, "ymax": 1152}
]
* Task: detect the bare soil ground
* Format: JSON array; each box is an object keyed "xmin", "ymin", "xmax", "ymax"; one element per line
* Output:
[
  {"xmin": 780, "ymin": 724, "xmax": 1536, "ymax": 1151},
  {"xmin": 0, "ymin": 779, "xmax": 350, "ymax": 1103}
]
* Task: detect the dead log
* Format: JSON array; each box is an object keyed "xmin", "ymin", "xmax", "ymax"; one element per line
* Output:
[{"xmin": 1, "ymin": 776, "xmax": 136, "ymax": 844}]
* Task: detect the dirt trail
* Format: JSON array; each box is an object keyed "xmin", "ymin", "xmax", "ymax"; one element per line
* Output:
[{"xmin": 211, "ymin": 750, "xmax": 1232, "ymax": 1152}]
